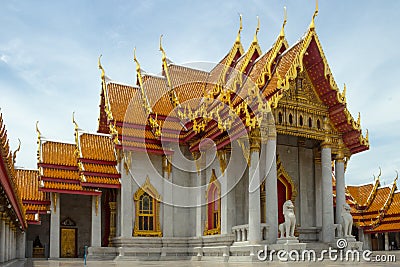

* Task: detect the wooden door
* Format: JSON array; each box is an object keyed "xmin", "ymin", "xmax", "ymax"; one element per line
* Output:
[{"xmin": 61, "ymin": 228, "xmax": 76, "ymax": 257}]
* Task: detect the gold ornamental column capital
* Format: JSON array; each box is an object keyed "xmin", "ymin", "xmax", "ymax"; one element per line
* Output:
[
  {"xmin": 249, "ymin": 128, "xmax": 261, "ymax": 153},
  {"xmin": 335, "ymin": 139, "xmax": 345, "ymax": 162}
]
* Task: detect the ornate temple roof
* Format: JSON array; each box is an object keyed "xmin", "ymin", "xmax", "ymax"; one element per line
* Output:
[
  {"xmin": 96, "ymin": 10, "xmax": 368, "ymax": 159},
  {"xmin": 346, "ymin": 171, "xmax": 399, "ymax": 232},
  {"xmin": 0, "ymin": 112, "xmax": 26, "ymax": 230},
  {"xmin": 15, "ymin": 169, "xmax": 49, "ymax": 225},
  {"xmin": 37, "ymin": 123, "xmax": 121, "ymax": 194}
]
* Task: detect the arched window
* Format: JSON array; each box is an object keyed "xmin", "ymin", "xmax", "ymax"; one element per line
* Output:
[
  {"xmin": 308, "ymin": 117, "xmax": 312, "ymax": 128},
  {"xmin": 278, "ymin": 112, "xmax": 283, "ymax": 124},
  {"xmin": 133, "ymin": 177, "xmax": 162, "ymax": 237},
  {"xmin": 299, "ymin": 115, "xmax": 303, "ymax": 126},
  {"xmin": 317, "ymin": 119, "xmax": 321, "ymax": 129},
  {"xmin": 289, "ymin": 114, "xmax": 293, "ymax": 125},
  {"xmin": 204, "ymin": 170, "xmax": 221, "ymax": 235}
]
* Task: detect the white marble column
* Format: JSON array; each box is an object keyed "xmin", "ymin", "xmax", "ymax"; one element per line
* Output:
[
  {"xmin": 0, "ymin": 215, "xmax": 5, "ymax": 263},
  {"xmin": 16, "ymin": 231, "xmax": 25, "ymax": 259},
  {"xmin": 4, "ymin": 219, "xmax": 9, "ymax": 262},
  {"xmin": 10, "ymin": 229, "xmax": 13, "ymax": 260},
  {"xmin": 321, "ymin": 144, "xmax": 334, "ymax": 243},
  {"xmin": 248, "ymin": 140, "xmax": 261, "ymax": 244},
  {"xmin": 162, "ymin": 155, "xmax": 174, "ymax": 237},
  {"xmin": 49, "ymin": 192, "xmax": 60, "ymax": 258},
  {"xmin": 120, "ymin": 156, "xmax": 133, "ymax": 237},
  {"xmin": 364, "ymin": 233, "xmax": 371, "ymax": 250},
  {"xmin": 335, "ymin": 156, "xmax": 345, "ymax": 225},
  {"xmin": 195, "ymin": 155, "xmax": 206, "ymax": 237},
  {"xmin": 91, "ymin": 195, "xmax": 101, "ymax": 247},
  {"xmin": 264, "ymin": 139, "xmax": 278, "ymax": 244},
  {"xmin": 385, "ymin": 232, "xmax": 389, "ymax": 251},
  {"xmin": 314, "ymin": 156, "xmax": 322, "ymax": 230}
]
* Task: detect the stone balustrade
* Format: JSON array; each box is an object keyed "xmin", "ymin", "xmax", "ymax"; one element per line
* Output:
[{"xmin": 232, "ymin": 223, "xmax": 269, "ymax": 242}]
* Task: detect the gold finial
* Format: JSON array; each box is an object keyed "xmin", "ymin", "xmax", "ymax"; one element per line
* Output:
[
  {"xmin": 309, "ymin": 0, "xmax": 319, "ymax": 30},
  {"xmin": 133, "ymin": 47, "xmax": 140, "ymax": 73},
  {"xmin": 279, "ymin": 6, "xmax": 287, "ymax": 38},
  {"xmin": 159, "ymin": 35, "xmax": 166, "ymax": 61},
  {"xmin": 35, "ymin": 121, "xmax": 41, "ymax": 139},
  {"xmin": 377, "ymin": 167, "xmax": 382, "ymax": 180},
  {"xmin": 12, "ymin": 138, "xmax": 21, "ymax": 165},
  {"xmin": 236, "ymin": 14, "xmax": 243, "ymax": 44},
  {"xmin": 253, "ymin": 16, "xmax": 260, "ymax": 43},
  {"xmin": 395, "ymin": 170, "xmax": 399, "ymax": 183},
  {"xmin": 72, "ymin": 111, "xmax": 79, "ymax": 131},
  {"xmin": 357, "ymin": 112, "xmax": 361, "ymax": 126},
  {"xmin": 365, "ymin": 128, "xmax": 369, "ymax": 142},
  {"xmin": 159, "ymin": 35, "xmax": 172, "ymax": 88},
  {"xmin": 133, "ymin": 47, "xmax": 152, "ymax": 115},
  {"xmin": 98, "ymin": 55, "xmax": 105, "ymax": 80}
]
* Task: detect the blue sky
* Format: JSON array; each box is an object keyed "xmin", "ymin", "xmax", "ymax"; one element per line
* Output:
[{"xmin": 1, "ymin": 0, "xmax": 399, "ymax": 185}]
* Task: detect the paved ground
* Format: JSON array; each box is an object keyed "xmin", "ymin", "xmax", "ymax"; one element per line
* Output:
[{"xmin": 2, "ymin": 257, "xmax": 399, "ymax": 267}]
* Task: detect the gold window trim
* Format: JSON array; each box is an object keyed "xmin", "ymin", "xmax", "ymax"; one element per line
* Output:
[
  {"xmin": 204, "ymin": 169, "xmax": 221, "ymax": 235},
  {"xmin": 133, "ymin": 176, "xmax": 162, "ymax": 237}
]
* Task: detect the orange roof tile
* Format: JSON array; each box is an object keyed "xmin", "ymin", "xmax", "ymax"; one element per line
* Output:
[
  {"xmin": 84, "ymin": 176, "xmax": 120, "ymax": 185},
  {"xmin": 79, "ymin": 133, "xmax": 116, "ymax": 162},
  {"xmin": 347, "ymin": 183, "xmax": 374, "ymax": 207},
  {"xmin": 386, "ymin": 192, "xmax": 400, "ymax": 215},
  {"xmin": 15, "ymin": 169, "xmax": 48, "ymax": 202},
  {"xmin": 82, "ymin": 163, "xmax": 118, "ymax": 175},
  {"xmin": 42, "ymin": 168, "xmax": 79, "ymax": 181},
  {"xmin": 41, "ymin": 141, "xmax": 76, "ymax": 166},
  {"xmin": 107, "ymin": 82, "xmax": 147, "ymax": 125}
]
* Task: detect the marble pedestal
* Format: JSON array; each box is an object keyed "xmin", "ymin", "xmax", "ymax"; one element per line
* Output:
[{"xmin": 270, "ymin": 237, "xmax": 307, "ymax": 251}]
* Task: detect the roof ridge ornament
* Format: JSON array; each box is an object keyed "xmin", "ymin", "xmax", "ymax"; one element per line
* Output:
[
  {"xmin": 252, "ymin": 16, "xmax": 260, "ymax": 44},
  {"xmin": 98, "ymin": 55, "xmax": 105, "ymax": 81},
  {"xmin": 279, "ymin": 6, "xmax": 288, "ymax": 38},
  {"xmin": 235, "ymin": 14, "xmax": 243, "ymax": 44},
  {"xmin": 133, "ymin": 47, "xmax": 152, "ymax": 115},
  {"xmin": 309, "ymin": 0, "xmax": 319, "ymax": 30},
  {"xmin": 159, "ymin": 35, "xmax": 173, "ymax": 88},
  {"xmin": 12, "ymin": 138, "xmax": 21, "ymax": 165}
]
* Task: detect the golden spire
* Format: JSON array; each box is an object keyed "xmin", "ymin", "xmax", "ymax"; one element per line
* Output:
[
  {"xmin": 12, "ymin": 138, "xmax": 21, "ymax": 165},
  {"xmin": 253, "ymin": 16, "xmax": 260, "ymax": 43},
  {"xmin": 357, "ymin": 112, "xmax": 361, "ymax": 126},
  {"xmin": 279, "ymin": 6, "xmax": 288, "ymax": 38},
  {"xmin": 309, "ymin": 0, "xmax": 319, "ymax": 30},
  {"xmin": 235, "ymin": 14, "xmax": 243, "ymax": 44},
  {"xmin": 395, "ymin": 170, "xmax": 399, "ymax": 183},
  {"xmin": 133, "ymin": 47, "xmax": 152, "ymax": 115},
  {"xmin": 159, "ymin": 35, "xmax": 172, "ymax": 88}
]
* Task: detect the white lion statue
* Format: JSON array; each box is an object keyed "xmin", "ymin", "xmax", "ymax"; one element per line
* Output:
[
  {"xmin": 278, "ymin": 200, "xmax": 296, "ymax": 238},
  {"xmin": 341, "ymin": 203, "xmax": 353, "ymax": 237}
]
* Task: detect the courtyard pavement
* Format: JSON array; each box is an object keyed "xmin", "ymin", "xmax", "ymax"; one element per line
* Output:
[{"xmin": 2, "ymin": 257, "xmax": 400, "ymax": 267}]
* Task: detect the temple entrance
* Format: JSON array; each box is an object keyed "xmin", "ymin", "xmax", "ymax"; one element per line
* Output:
[
  {"xmin": 60, "ymin": 228, "xmax": 77, "ymax": 258},
  {"xmin": 260, "ymin": 155, "xmax": 297, "ymax": 224}
]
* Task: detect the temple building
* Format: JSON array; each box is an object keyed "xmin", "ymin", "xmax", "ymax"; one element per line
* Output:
[{"xmin": 3, "ymin": 4, "xmax": 399, "ymax": 264}]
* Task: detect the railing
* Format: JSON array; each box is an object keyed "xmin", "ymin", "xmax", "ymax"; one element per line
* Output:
[{"xmin": 232, "ymin": 224, "xmax": 269, "ymax": 242}]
